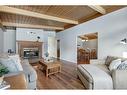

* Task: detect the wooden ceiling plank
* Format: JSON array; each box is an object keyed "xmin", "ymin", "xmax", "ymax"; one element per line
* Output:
[
  {"xmin": 0, "ymin": 6, "xmax": 78, "ymax": 24},
  {"xmin": 88, "ymin": 5, "xmax": 106, "ymax": 14},
  {"xmin": 2, "ymin": 22, "xmax": 64, "ymax": 30},
  {"xmin": 79, "ymin": 13, "xmax": 102, "ymax": 23},
  {"xmin": 64, "ymin": 13, "xmax": 102, "ymax": 30}
]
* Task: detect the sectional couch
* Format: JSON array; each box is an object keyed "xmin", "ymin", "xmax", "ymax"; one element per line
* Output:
[{"xmin": 77, "ymin": 56, "xmax": 127, "ymax": 89}]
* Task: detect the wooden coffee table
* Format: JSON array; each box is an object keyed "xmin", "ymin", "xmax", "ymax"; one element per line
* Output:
[{"xmin": 39, "ymin": 59, "xmax": 61, "ymax": 77}]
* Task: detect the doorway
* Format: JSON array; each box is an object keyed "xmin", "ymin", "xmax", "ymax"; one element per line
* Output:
[
  {"xmin": 77, "ymin": 32, "xmax": 98, "ymax": 64},
  {"xmin": 57, "ymin": 40, "xmax": 60, "ymax": 59},
  {"xmin": 48, "ymin": 37, "xmax": 57, "ymax": 58}
]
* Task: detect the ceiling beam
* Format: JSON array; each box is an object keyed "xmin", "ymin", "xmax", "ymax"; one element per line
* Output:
[
  {"xmin": 0, "ymin": 6, "xmax": 78, "ymax": 24},
  {"xmin": 2, "ymin": 22, "xmax": 64, "ymax": 30},
  {"xmin": 0, "ymin": 19, "xmax": 6, "ymax": 32},
  {"xmin": 88, "ymin": 5, "xmax": 106, "ymax": 14}
]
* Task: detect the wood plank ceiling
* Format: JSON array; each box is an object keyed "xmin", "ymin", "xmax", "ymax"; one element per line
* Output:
[
  {"xmin": 0, "ymin": 5, "xmax": 126, "ymax": 32},
  {"xmin": 79, "ymin": 33, "xmax": 98, "ymax": 40}
]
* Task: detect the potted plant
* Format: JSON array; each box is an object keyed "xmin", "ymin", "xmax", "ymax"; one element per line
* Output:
[
  {"xmin": 44, "ymin": 52, "xmax": 54, "ymax": 62},
  {"xmin": 0, "ymin": 64, "xmax": 9, "ymax": 85},
  {"xmin": 44, "ymin": 52, "xmax": 49, "ymax": 58}
]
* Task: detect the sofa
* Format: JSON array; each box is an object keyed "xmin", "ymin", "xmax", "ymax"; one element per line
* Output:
[
  {"xmin": 20, "ymin": 59, "xmax": 37, "ymax": 89},
  {"xmin": 77, "ymin": 56, "xmax": 127, "ymax": 89},
  {"xmin": 0, "ymin": 54, "xmax": 37, "ymax": 89}
]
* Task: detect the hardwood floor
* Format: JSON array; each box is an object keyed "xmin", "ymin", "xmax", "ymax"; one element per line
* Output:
[{"xmin": 33, "ymin": 60, "xmax": 85, "ymax": 89}]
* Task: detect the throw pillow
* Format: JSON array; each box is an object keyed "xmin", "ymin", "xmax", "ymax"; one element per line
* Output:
[
  {"xmin": 9, "ymin": 54, "xmax": 23, "ymax": 71},
  {"xmin": 117, "ymin": 60, "xmax": 127, "ymax": 70},
  {"xmin": 109, "ymin": 59, "xmax": 121, "ymax": 71},
  {"xmin": 105, "ymin": 56, "xmax": 118, "ymax": 66},
  {"xmin": 0, "ymin": 58, "xmax": 19, "ymax": 73}
]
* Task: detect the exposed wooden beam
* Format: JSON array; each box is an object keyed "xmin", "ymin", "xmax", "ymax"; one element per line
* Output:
[
  {"xmin": 2, "ymin": 22, "xmax": 64, "ymax": 30},
  {"xmin": 88, "ymin": 5, "xmax": 106, "ymax": 14},
  {"xmin": 55, "ymin": 30, "xmax": 62, "ymax": 32},
  {"xmin": 0, "ymin": 19, "xmax": 6, "ymax": 32},
  {"xmin": 64, "ymin": 24, "xmax": 75, "ymax": 29},
  {"xmin": 0, "ymin": 6, "xmax": 78, "ymax": 24}
]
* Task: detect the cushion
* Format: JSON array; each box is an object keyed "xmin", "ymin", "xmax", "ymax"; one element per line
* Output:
[
  {"xmin": 118, "ymin": 57, "xmax": 127, "ymax": 62},
  {"xmin": 21, "ymin": 59, "xmax": 37, "ymax": 82},
  {"xmin": 117, "ymin": 60, "xmax": 127, "ymax": 70},
  {"xmin": 105, "ymin": 56, "xmax": 118, "ymax": 66},
  {"xmin": 77, "ymin": 65, "xmax": 93, "ymax": 83},
  {"xmin": 0, "ymin": 58, "xmax": 19, "ymax": 73},
  {"xmin": 9, "ymin": 54, "xmax": 23, "ymax": 71},
  {"xmin": 95, "ymin": 64, "xmax": 111, "ymax": 74},
  {"xmin": 78, "ymin": 64, "xmax": 110, "ymax": 83},
  {"xmin": 109, "ymin": 59, "xmax": 121, "ymax": 71}
]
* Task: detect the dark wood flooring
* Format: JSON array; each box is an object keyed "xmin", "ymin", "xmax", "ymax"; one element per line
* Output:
[{"xmin": 33, "ymin": 60, "xmax": 85, "ymax": 89}]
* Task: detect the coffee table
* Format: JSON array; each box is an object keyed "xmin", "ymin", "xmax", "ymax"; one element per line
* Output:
[{"xmin": 39, "ymin": 59, "xmax": 61, "ymax": 77}]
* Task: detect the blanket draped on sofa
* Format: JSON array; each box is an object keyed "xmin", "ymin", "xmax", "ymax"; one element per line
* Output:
[{"xmin": 79, "ymin": 65, "xmax": 113, "ymax": 89}]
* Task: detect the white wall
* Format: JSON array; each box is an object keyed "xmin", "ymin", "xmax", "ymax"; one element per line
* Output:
[
  {"xmin": 77, "ymin": 37, "xmax": 83, "ymax": 48},
  {"xmin": 3, "ymin": 29, "xmax": 16, "ymax": 53},
  {"xmin": 43, "ymin": 31, "xmax": 56, "ymax": 56},
  {"xmin": 56, "ymin": 7, "xmax": 127, "ymax": 63},
  {"xmin": 48, "ymin": 37, "xmax": 57, "ymax": 58},
  {"xmin": 82, "ymin": 39, "xmax": 97, "ymax": 50},
  {"xmin": 0, "ymin": 28, "xmax": 4, "ymax": 53},
  {"xmin": 16, "ymin": 28, "xmax": 44, "ymax": 42}
]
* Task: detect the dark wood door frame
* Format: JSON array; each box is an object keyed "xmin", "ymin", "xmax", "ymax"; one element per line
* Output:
[{"xmin": 57, "ymin": 40, "xmax": 60, "ymax": 59}]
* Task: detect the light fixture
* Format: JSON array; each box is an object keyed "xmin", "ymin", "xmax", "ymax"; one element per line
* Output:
[
  {"xmin": 81, "ymin": 37, "xmax": 88, "ymax": 42},
  {"xmin": 85, "ymin": 39, "xmax": 88, "ymax": 42},
  {"xmin": 120, "ymin": 38, "xmax": 127, "ymax": 44},
  {"xmin": 82, "ymin": 39, "xmax": 88, "ymax": 42},
  {"xmin": 82, "ymin": 39, "xmax": 85, "ymax": 42}
]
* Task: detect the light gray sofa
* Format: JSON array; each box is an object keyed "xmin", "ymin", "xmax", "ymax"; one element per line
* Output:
[
  {"xmin": 77, "ymin": 58, "xmax": 127, "ymax": 89},
  {"xmin": 21, "ymin": 59, "xmax": 37, "ymax": 89},
  {"xmin": 4, "ymin": 59, "xmax": 37, "ymax": 89}
]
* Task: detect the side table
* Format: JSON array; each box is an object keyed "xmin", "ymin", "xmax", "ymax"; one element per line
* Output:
[{"xmin": 4, "ymin": 73, "xmax": 27, "ymax": 89}]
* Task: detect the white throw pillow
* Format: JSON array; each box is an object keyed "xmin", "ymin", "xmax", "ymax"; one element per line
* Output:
[
  {"xmin": 9, "ymin": 54, "xmax": 23, "ymax": 71},
  {"xmin": 117, "ymin": 60, "xmax": 127, "ymax": 70},
  {"xmin": 0, "ymin": 58, "xmax": 19, "ymax": 73},
  {"xmin": 109, "ymin": 59, "xmax": 121, "ymax": 71}
]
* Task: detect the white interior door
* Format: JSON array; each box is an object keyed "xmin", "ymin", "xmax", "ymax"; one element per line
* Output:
[{"xmin": 48, "ymin": 37, "xmax": 57, "ymax": 58}]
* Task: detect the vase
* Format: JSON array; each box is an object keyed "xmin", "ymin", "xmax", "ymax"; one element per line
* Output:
[{"xmin": 0, "ymin": 76, "xmax": 4, "ymax": 85}]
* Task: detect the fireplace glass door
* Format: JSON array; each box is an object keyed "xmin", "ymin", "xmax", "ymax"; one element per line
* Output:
[{"xmin": 23, "ymin": 48, "xmax": 39, "ymax": 59}]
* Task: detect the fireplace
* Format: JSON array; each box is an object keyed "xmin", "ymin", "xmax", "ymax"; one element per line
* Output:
[
  {"xmin": 17, "ymin": 41, "xmax": 43, "ymax": 61},
  {"xmin": 23, "ymin": 48, "xmax": 39, "ymax": 59}
]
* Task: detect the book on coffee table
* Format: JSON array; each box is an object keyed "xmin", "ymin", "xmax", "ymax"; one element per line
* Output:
[{"xmin": 0, "ymin": 81, "xmax": 10, "ymax": 90}]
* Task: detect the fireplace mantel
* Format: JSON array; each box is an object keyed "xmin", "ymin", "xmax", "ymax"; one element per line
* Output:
[{"xmin": 17, "ymin": 41, "xmax": 43, "ymax": 59}]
